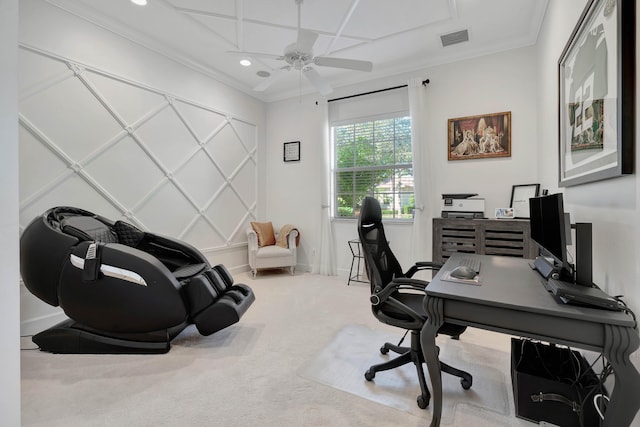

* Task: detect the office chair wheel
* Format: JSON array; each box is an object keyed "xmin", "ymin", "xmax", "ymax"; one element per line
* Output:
[
  {"xmin": 364, "ymin": 369, "xmax": 375, "ymax": 381},
  {"xmin": 380, "ymin": 345, "xmax": 389, "ymax": 355},
  {"xmin": 417, "ymin": 394, "xmax": 430, "ymax": 409},
  {"xmin": 461, "ymin": 378, "xmax": 472, "ymax": 390}
]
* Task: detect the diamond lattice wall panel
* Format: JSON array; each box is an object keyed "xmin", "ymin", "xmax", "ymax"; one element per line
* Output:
[
  {"xmin": 18, "ymin": 47, "xmax": 258, "ymax": 253},
  {"xmin": 20, "ymin": 174, "xmax": 123, "ymax": 227},
  {"xmin": 174, "ymin": 150, "xmax": 226, "ymax": 208},
  {"xmin": 208, "ymin": 124, "xmax": 250, "ymax": 178},
  {"xmin": 134, "ymin": 106, "xmax": 200, "ymax": 172},
  {"xmin": 20, "ymin": 76, "xmax": 123, "ymax": 162},
  {"xmin": 135, "ymin": 183, "xmax": 197, "ymax": 236},
  {"xmin": 228, "ymin": 217, "xmax": 254, "ymax": 246},
  {"xmin": 182, "ymin": 216, "xmax": 226, "ymax": 250},
  {"xmin": 82, "ymin": 135, "xmax": 166, "ymax": 209},
  {"xmin": 84, "ymin": 70, "xmax": 167, "ymax": 126},
  {"xmin": 233, "ymin": 119, "xmax": 258, "ymax": 153},
  {"xmin": 173, "ymin": 100, "xmax": 228, "ymax": 143},
  {"xmin": 232, "ymin": 160, "xmax": 257, "ymax": 209},
  {"xmin": 206, "ymin": 186, "xmax": 247, "ymax": 240},
  {"xmin": 19, "ymin": 49, "xmax": 71, "ymax": 96},
  {"xmin": 18, "ymin": 126, "xmax": 68, "ymax": 202}
]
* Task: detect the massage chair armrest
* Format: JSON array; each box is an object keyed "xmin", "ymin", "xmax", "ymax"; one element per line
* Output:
[
  {"xmin": 62, "ymin": 241, "xmax": 187, "ymax": 333},
  {"xmin": 70, "ymin": 241, "xmax": 182, "ymax": 291}
]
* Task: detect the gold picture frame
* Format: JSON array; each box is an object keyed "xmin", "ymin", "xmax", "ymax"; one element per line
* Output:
[{"xmin": 448, "ymin": 111, "xmax": 511, "ymax": 160}]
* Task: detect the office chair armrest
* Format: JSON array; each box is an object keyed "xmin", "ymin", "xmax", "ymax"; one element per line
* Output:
[
  {"xmin": 371, "ymin": 277, "xmax": 428, "ymax": 305},
  {"xmin": 393, "ymin": 277, "xmax": 429, "ymax": 289},
  {"xmin": 385, "ymin": 296, "xmax": 427, "ymax": 324},
  {"xmin": 405, "ymin": 261, "xmax": 443, "ymax": 278}
]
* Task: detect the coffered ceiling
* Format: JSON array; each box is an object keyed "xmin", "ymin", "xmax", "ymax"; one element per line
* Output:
[{"xmin": 45, "ymin": 0, "xmax": 549, "ymax": 102}]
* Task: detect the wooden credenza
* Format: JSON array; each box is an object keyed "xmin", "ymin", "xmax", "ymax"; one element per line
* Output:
[{"xmin": 433, "ymin": 218, "xmax": 537, "ymax": 263}]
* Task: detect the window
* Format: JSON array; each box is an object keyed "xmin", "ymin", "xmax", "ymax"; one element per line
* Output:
[{"xmin": 332, "ymin": 114, "xmax": 414, "ymax": 220}]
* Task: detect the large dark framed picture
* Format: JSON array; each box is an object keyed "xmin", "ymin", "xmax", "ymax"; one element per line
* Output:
[
  {"xmin": 448, "ymin": 111, "xmax": 511, "ymax": 160},
  {"xmin": 558, "ymin": 0, "xmax": 635, "ymax": 187}
]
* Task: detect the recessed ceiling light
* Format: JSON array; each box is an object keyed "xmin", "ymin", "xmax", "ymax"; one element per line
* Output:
[
  {"xmin": 240, "ymin": 59, "xmax": 252, "ymax": 67},
  {"xmin": 131, "ymin": 0, "xmax": 147, "ymax": 6},
  {"xmin": 257, "ymin": 70, "xmax": 271, "ymax": 78}
]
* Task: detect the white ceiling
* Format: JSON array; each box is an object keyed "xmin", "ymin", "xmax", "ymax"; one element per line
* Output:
[{"xmin": 46, "ymin": 0, "xmax": 549, "ymax": 102}]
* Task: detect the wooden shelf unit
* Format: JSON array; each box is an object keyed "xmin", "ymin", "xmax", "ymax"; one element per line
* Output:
[{"xmin": 433, "ymin": 218, "xmax": 537, "ymax": 263}]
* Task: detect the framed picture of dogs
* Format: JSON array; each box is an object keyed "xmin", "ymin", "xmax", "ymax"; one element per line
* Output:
[{"xmin": 448, "ymin": 111, "xmax": 511, "ymax": 160}]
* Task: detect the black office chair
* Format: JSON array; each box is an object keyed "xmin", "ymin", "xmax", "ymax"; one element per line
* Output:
[{"xmin": 357, "ymin": 196, "xmax": 472, "ymax": 408}]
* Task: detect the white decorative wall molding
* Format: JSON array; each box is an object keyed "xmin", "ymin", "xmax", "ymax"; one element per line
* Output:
[
  {"xmin": 43, "ymin": 0, "xmax": 250, "ymax": 96},
  {"xmin": 19, "ymin": 44, "xmax": 258, "ymax": 253}
]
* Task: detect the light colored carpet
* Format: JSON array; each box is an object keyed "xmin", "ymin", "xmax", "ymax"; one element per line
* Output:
[
  {"xmin": 21, "ymin": 271, "xmax": 533, "ymax": 426},
  {"xmin": 298, "ymin": 324, "xmax": 509, "ymax": 424}
]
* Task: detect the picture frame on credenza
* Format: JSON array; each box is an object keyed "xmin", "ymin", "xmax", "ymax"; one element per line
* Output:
[{"xmin": 510, "ymin": 184, "xmax": 540, "ymax": 219}]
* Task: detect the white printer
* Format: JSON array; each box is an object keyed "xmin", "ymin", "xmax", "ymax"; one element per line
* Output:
[{"xmin": 441, "ymin": 194, "xmax": 485, "ymax": 219}]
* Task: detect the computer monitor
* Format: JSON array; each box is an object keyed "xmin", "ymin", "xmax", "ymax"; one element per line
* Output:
[{"xmin": 529, "ymin": 193, "xmax": 573, "ymax": 281}]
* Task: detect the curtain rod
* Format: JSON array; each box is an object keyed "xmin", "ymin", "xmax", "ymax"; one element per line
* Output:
[{"xmin": 327, "ymin": 79, "xmax": 429, "ymax": 103}]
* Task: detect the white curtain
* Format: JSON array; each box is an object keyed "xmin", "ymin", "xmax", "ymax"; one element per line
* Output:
[
  {"xmin": 312, "ymin": 99, "xmax": 337, "ymax": 276},
  {"xmin": 408, "ymin": 77, "xmax": 435, "ymax": 262}
]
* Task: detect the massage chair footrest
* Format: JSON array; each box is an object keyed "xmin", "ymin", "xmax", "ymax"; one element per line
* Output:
[
  {"xmin": 182, "ymin": 265, "xmax": 256, "ymax": 336},
  {"xmin": 32, "ymin": 318, "xmax": 188, "ymax": 354},
  {"xmin": 192, "ymin": 289, "xmax": 255, "ymax": 335}
]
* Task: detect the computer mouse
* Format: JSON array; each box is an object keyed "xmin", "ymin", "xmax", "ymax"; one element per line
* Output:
[{"xmin": 450, "ymin": 265, "xmax": 477, "ymax": 279}]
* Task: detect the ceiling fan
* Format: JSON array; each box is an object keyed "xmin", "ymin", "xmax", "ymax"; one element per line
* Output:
[{"xmin": 229, "ymin": 0, "xmax": 373, "ymax": 95}]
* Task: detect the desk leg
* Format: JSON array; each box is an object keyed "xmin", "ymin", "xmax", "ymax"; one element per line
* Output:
[
  {"xmin": 602, "ymin": 324, "xmax": 640, "ymax": 427},
  {"xmin": 421, "ymin": 296, "xmax": 444, "ymax": 427}
]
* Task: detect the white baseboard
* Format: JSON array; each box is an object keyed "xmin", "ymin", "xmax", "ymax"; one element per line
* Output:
[{"xmin": 20, "ymin": 311, "xmax": 67, "ymax": 337}]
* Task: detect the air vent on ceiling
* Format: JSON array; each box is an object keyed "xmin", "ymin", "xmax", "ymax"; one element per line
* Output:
[{"xmin": 440, "ymin": 29, "xmax": 469, "ymax": 47}]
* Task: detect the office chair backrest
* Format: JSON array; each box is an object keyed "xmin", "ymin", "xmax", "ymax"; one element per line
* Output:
[{"xmin": 357, "ymin": 196, "xmax": 405, "ymax": 293}]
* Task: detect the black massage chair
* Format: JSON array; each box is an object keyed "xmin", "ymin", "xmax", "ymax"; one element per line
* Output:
[{"xmin": 20, "ymin": 206, "xmax": 255, "ymax": 354}]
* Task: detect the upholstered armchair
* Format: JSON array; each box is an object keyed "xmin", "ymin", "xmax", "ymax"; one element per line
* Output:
[{"xmin": 247, "ymin": 222, "xmax": 299, "ymax": 278}]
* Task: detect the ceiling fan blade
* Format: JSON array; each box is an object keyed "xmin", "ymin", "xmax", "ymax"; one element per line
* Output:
[
  {"xmin": 253, "ymin": 67, "xmax": 289, "ymax": 92},
  {"xmin": 303, "ymin": 67, "xmax": 333, "ymax": 95},
  {"xmin": 313, "ymin": 56, "xmax": 373, "ymax": 72},
  {"xmin": 227, "ymin": 51, "xmax": 284, "ymax": 61},
  {"xmin": 296, "ymin": 29, "xmax": 318, "ymax": 53}
]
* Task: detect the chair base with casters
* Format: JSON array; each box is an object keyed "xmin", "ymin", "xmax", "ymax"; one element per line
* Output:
[
  {"xmin": 364, "ymin": 330, "xmax": 473, "ymax": 408},
  {"xmin": 20, "ymin": 206, "xmax": 255, "ymax": 354},
  {"xmin": 357, "ymin": 196, "xmax": 473, "ymax": 409}
]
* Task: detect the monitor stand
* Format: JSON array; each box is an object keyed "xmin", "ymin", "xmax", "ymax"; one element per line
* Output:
[{"xmin": 531, "ymin": 256, "xmax": 558, "ymax": 280}]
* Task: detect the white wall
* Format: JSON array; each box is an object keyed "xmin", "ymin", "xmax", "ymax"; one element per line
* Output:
[
  {"xmin": 1, "ymin": 0, "xmax": 21, "ymax": 424},
  {"xmin": 266, "ymin": 46, "xmax": 539, "ymax": 276},
  {"xmin": 537, "ymin": 0, "xmax": 640, "ymax": 314},
  {"xmin": 264, "ymin": 96, "xmax": 325, "ymax": 271},
  {"xmin": 18, "ymin": 0, "xmax": 267, "ymax": 334}
]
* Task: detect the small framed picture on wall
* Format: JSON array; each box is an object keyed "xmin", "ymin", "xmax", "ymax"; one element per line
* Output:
[{"xmin": 283, "ymin": 141, "xmax": 300, "ymax": 162}]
